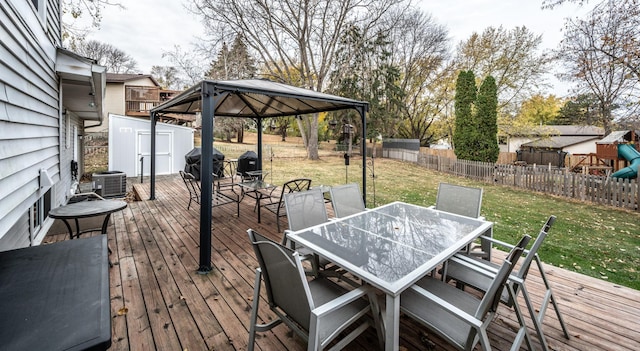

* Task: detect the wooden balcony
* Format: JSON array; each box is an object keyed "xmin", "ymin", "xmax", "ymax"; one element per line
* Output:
[
  {"xmin": 44, "ymin": 176, "xmax": 640, "ymax": 350},
  {"xmin": 125, "ymin": 100, "xmax": 161, "ymax": 116}
]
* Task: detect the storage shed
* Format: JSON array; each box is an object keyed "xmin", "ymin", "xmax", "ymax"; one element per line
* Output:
[{"xmin": 108, "ymin": 114, "xmax": 194, "ymax": 177}]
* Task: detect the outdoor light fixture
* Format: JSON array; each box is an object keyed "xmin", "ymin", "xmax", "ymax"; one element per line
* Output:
[{"xmin": 328, "ymin": 119, "xmax": 338, "ymax": 129}]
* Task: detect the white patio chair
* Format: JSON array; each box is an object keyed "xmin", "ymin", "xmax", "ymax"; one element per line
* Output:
[
  {"xmin": 247, "ymin": 229, "xmax": 382, "ymax": 351},
  {"xmin": 401, "ymin": 235, "xmax": 532, "ymax": 351},
  {"xmin": 284, "ymin": 189, "xmax": 329, "ymax": 234},
  {"xmin": 434, "ymin": 182, "xmax": 491, "ymax": 260},
  {"xmin": 442, "ymin": 215, "xmax": 570, "ymax": 351},
  {"xmin": 329, "ymin": 183, "xmax": 365, "ymax": 218}
]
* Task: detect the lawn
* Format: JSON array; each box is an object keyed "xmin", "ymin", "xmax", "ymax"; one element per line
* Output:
[{"xmin": 259, "ymin": 151, "xmax": 640, "ymax": 290}]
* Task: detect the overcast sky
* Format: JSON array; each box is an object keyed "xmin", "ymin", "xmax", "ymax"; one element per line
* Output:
[{"xmin": 81, "ymin": 0, "xmax": 595, "ymax": 96}]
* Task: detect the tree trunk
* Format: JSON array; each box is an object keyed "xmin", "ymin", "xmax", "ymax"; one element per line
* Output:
[
  {"xmin": 308, "ymin": 114, "xmax": 319, "ymax": 160},
  {"xmin": 296, "ymin": 114, "xmax": 320, "ymax": 160}
]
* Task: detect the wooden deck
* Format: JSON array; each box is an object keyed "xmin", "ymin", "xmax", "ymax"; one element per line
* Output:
[{"xmin": 44, "ymin": 176, "xmax": 640, "ymax": 350}]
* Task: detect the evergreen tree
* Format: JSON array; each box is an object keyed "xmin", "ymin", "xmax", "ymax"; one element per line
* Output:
[
  {"xmin": 206, "ymin": 35, "xmax": 257, "ymax": 143},
  {"xmin": 453, "ymin": 70, "xmax": 477, "ymax": 160},
  {"xmin": 475, "ymin": 76, "xmax": 499, "ymax": 162}
]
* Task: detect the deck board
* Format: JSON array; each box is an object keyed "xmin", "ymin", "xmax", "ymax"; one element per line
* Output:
[{"xmin": 44, "ymin": 176, "xmax": 640, "ymax": 350}]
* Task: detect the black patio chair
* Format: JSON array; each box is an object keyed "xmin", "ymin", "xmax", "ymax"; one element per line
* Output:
[{"xmin": 262, "ymin": 178, "xmax": 312, "ymax": 232}]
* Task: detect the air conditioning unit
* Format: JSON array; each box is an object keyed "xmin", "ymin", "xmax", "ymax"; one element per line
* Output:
[{"xmin": 93, "ymin": 171, "xmax": 127, "ymax": 198}]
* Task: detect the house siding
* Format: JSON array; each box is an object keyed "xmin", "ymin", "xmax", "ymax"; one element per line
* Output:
[{"xmin": 0, "ymin": 0, "xmax": 66, "ymax": 249}]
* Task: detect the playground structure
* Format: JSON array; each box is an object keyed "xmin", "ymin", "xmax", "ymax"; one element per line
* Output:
[
  {"xmin": 583, "ymin": 130, "xmax": 640, "ymax": 178},
  {"xmin": 611, "ymin": 143, "xmax": 640, "ymax": 178}
]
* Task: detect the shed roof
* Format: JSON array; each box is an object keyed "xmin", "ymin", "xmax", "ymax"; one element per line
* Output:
[
  {"xmin": 597, "ymin": 130, "xmax": 639, "ymax": 144},
  {"xmin": 521, "ymin": 135, "xmax": 600, "ymax": 149}
]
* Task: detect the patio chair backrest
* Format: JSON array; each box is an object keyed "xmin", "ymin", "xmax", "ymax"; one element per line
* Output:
[
  {"xmin": 248, "ymin": 230, "xmax": 312, "ymax": 330},
  {"xmin": 435, "ymin": 183, "xmax": 483, "ymax": 218},
  {"xmin": 516, "ymin": 215, "xmax": 556, "ymax": 281},
  {"xmin": 275, "ymin": 178, "xmax": 312, "ymax": 210},
  {"xmin": 284, "ymin": 189, "xmax": 328, "ymax": 231},
  {"xmin": 282, "ymin": 178, "xmax": 312, "ymax": 194},
  {"xmin": 179, "ymin": 170, "xmax": 201, "ymax": 209},
  {"xmin": 329, "ymin": 183, "xmax": 365, "ymax": 218},
  {"xmin": 476, "ymin": 234, "xmax": 530, "ymax": 319}
]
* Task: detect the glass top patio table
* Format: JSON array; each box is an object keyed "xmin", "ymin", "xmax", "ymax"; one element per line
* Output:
[
  {"xmin": 287, "ymin": 201, "xmax": 493, "ymax": 351},
  {"xmin": 288, "ymin": 201, "xmax": 491, "ymax": 294}
]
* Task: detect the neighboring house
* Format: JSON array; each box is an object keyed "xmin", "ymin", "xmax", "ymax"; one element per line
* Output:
[
  {"xmin": 499, "ymin": 125, "xmax": 605, "ymax": 153},
  {"xmin": 86, "ymin": 73, "xmax": 187, "ymax": 132},
  {"xmin": 0, "ymin": 0, "xmax": 106, "ymax": 250},
  {"xmin": 515, "ymin": 125, "xmax": 605, "ymax": 167}
]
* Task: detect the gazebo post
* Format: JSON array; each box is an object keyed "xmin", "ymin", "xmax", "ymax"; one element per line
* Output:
[
  {"xmin": 257, "ymin": 118, "xmax": 263, "ymax": 170},
  {"xmin": 198, "ymin": 82, "xmax": 215, "ymax": 273},
  {"xmin": 150, "ymin": 111, "xmax": 156, "ymax": 200},
  {"xmin": 358, "ymin": 105, "xmax": 367, "ymax": 206}
]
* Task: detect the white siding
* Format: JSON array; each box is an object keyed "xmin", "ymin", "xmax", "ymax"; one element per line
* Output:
[{"xmin": 0, "ymin": 0, "xmax": 62, "ymax": 247}]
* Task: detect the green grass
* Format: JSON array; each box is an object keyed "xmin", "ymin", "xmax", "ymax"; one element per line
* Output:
[{"xmin": 267, "ymin": 155, "xmax": 640, "ymax": 290}]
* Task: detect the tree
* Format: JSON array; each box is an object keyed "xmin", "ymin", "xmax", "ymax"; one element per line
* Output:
[
  {"xmin": 328, "ymin": 22, "xmax": 404, "ymax": 144},
  {"xmin": 454, "ymin": 26, "xmax": 552, "ymax": 114},
  {"xmin": 205, "ymin": 36, "xmax": 258, "ymax": 143},
  {"xmin": 453, "ymin": 70, "xmax": 477, "ymax": 160},
  {"xmin": 475, "ymin": 76, "xmax": 499, "ymax": 163},
  {"xmin": 207, "ymin": 35, "xmax": 257, "ymax": 80},
  {"xmin": 558, "ymin": 0, "xmax": 638, "ymax": 134},
  {"xmin": 62, "ymin": 0, "xmax": 123, "ymax": 48},
  {"xmin": 387, "ymin": 9, "xmax": 451, "ymax": 146},
  {"xmin": 515, "ymin": 94, "xmax": 563, "ymax": 126},
  {"xmin": 554, "ymin": 93, "xmax": 601, "ymax": 125},
  {"xmin": 189, "ymin": 0, "xmax": 404, "ymax": 160},
  {"xmin": 73, "ymin": 40, "xmax": 138, "ymax": 73},
  {"xmin": 150, "ymin": 66, "xmax": 181, "ymax": 90}
]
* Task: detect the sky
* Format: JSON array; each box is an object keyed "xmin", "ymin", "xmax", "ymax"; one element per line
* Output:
[{"xmin": 80, "ymin": 0, "xmax": 595, "ymax": 96}]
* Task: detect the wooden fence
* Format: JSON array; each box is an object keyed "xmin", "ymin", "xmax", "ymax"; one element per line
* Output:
[{"xmin": 416, "ymin": 154, "xmax": 639, "ymax": 211}]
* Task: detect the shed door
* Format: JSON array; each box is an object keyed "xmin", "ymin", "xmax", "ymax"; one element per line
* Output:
[{"xmin": 137, "ymin": 131, "xmax": 173, "ymax": 176}]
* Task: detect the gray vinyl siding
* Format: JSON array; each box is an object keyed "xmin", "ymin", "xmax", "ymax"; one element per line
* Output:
[{"xmin": 0, "ymin": 0, "xmax": 63, "ymax": 247}]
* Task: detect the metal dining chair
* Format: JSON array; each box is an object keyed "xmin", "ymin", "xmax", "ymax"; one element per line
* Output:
[
  {"xmin": 247, "ymin": 229, "xmax": 381, "ymax": 351},
  {"xmin": 329, "ymin": 183, "xmax": 365, "ymax": 218},
  {"xmin": 262, "ymin": 178, "xmax": 312, "ymax": 232},
  {"xmin": 401, "ymin": 235, "xmax": 533, "ymax": 351},
  {"xmin": 434, "ymin": 182, "xmax": 491, "ymax": 259},
  {"xmin": 442, "ymin": 215, "xmax": 570, "ymax": 351}
]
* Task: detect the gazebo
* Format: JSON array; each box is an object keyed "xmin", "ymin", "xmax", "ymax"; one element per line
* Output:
[{"xmin": 149, "ymin": 79, "xmax": 369, "ymax": 272}]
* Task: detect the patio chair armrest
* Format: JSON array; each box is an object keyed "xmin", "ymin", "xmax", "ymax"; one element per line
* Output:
[
  {"xmin": 407, "ymin": 284, "xmax": 483, "ymax": 328},
  {"xmin": 448, "ymin": 255, "xmax": 499, "ymax": 278},
  {"xmin": 311, "ymin": 285, "xmax": 374, "ymax": 318},
  {"xmin": 449, "ymin": 254, "xmax": 525, "ymax": 285},
  {"xmin": 474, "ymin": 236, "xmax": 534, "ymax": 256}
]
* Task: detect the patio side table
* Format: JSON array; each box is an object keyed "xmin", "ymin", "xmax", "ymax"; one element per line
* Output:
[{"xmin": 49, "ymin": 199, "xmax": 127, "ymax": 240}]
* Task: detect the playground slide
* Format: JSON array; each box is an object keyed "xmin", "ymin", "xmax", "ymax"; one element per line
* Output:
[{"xmin": 611, "ymin": 144, "xmax": 640, "ymax": 179}]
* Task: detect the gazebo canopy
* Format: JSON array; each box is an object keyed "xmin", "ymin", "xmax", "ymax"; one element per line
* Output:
[
  {"xmin": 151, "ymin": 79, "xmax": 368, "ymax": 117},
  {"xmin": 149, "ymin": 79, "xmax": 369, "ymax": 272}
]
